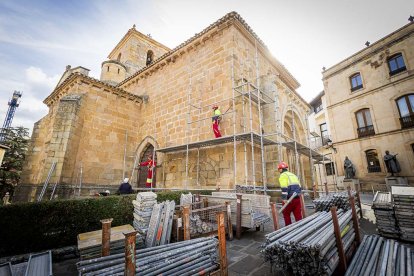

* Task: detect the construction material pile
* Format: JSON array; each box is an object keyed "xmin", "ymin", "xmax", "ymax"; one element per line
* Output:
[
  {"xmin": 132, "ymin": 192, "xmax": 157, "ymax": 235},
  {"xmin": 261, "ymin": 210, "xmax": 355, "ymax": 276},
  {"xmin": 180, "ymin": 192, "xmax": 193, "ymax": 206},
  {"xmin": 145, "ymin": 200, "xmax": 175, "ymax": 247},
  {"xmin": 76, "ymin": 237, "xmax": 219, "ymax": 276},
  {"xmin": 78, "ymin": 225, "xmax": 144, "ymax": 260},
  {"xmin": 345, "ymin": 235, "xmax": 413, "ymax": 276},
  {"xmin": 372, "ymin": 192, "xmax": 399, "ymax": 239},
  {"xmin": 313, "ymin": 191, "xmax": 356, "ymax": 212},
  {"xmin": 189, "ymin": 214, "xmax": 215, "ymax": 236},
  {"xmin": 235, "ymin": 184, "xmax": 266, "ymax": 193},
  {"xmin": 392, "ymin": 186, "xmax": 414, "ymax": 242}
]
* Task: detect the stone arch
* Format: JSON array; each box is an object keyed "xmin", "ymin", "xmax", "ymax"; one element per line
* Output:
[
  {"xmin": 134, "ymin": 136, "xmax": 161, "ymax": 163},
  {"xmin": 281, "ymin": 106, "xmax": 307, "ymax": 144}
]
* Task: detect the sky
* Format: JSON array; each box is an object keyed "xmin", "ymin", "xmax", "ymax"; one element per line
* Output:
[{"xmin": 0, "ymin": 0, "xmax": 412, "ymax": 133}]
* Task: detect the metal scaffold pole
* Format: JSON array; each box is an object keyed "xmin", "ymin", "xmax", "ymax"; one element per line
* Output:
[
  {"xmin": 185, "ymin": 64, "xmax": 193, "ymax": 190},
  {"xmin": 306, "ymin": 113, "xmax": 315, "ymax": 191},
  {"xmin": 246, "ymin": 49, "xmax": 257, "ymax": 192},
  {"xmin": 255, "ymin": 39, "xmax": 267, "ymax": 193},
  {"xmin": 290, "ymin": 100, "xmax": 300, "ymax": 180},
  {"xmin": 231, "ymin": 49, "xmax": 237, "ymax": 187}
]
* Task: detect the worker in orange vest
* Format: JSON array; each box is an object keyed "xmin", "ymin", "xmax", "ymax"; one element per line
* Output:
[
  {"xmin": 212, "ymin": 105, "xmax": 222, "ymax": 138},
  {"xmin": 138, "ymin": 155, "xmax": 156, "ymax": 188}
]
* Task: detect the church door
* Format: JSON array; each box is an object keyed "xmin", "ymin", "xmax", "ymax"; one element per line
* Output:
[{"xmin": 137, "ymin": 145, "xmax": 156, "ymax": 188}]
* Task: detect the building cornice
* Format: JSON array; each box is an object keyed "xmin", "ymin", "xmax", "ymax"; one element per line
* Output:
[
  {"xmin": 323, "ymin": 22, "xmax": 414, "ymax": 80},
  {"xmin": 331, "ymin": 127, "xmax": 414, "ymax": 147},
  {"xmin": 43, "ymin": 73, "xmax": 143, "ymax": 107}
]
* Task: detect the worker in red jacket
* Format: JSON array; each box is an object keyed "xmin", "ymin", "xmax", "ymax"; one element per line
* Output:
[
  {"xmin": 212, "ymin": 105, "xmax": 222, "ymax": 138},
  {"xmin": 278, "ymin": 161, "xmax": 302, "ymax": 226},
  {"xmin": 138, "ymin": 155, "xmax": 156, "ymax": 188}
]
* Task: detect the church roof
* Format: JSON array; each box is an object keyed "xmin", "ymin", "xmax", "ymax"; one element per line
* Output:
[
  {"xmin": 108, "ymin": 25, "xmax": 171, "ymax": 60},
  {"xmin": 44, "ymin": 72, "xmax": 143, "ymax": 107},
  {"xmin": 117, "ymin": 11, "xmax": 301, "ymax": 93}
]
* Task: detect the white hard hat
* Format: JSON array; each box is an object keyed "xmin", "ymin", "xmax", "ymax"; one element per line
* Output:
[
  {"xmin": 124, "ymin": 178, "xmax": 129, "ymax": 183},
  {"xmin": 105, "ymin": 190, "xmax": 110, "ymax": 194}
]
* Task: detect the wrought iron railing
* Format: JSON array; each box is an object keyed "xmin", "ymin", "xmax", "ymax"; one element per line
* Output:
[
  {"xmin": 357, "ymin": 125, "xmax": 375, "ymax": 138},
  {"xmin": 367, "ymin": 165, "xmax": 381, "ymax": 173},
  {"xmin": 399, "ymin": 114, "xmax": 414, "ymax": 129}
]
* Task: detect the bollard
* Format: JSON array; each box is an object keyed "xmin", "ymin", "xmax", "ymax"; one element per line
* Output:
[
  {"xmin": 100, "ymin": 218, "xmax": 113, "ymax": 257},
  {"xmin": 225, "ymin": 202, "xmax": 233, "ymax": 240},
  {"xmin": 236, "ymin": 194, "xmax": 242, "ymax": 239},
  {"xmin": 183, "ymin": 206, "xmax": 190, "ymax": 241},
  {"xmin": 330, "ymin": 207, "xmax": 347, "ymax": 274},
  {"xmin": 270, "ymin": 202, "xmax": 279, "ymax": 231},
  {"xmin": 349, "ymin": 196, "xmax": 362, "ymax": 245},
  {"xmin": 124, "ymin": 230, "xmax": 137, "ymax": 276},
  {"xmin": 217, "ymin": 212, "xmax": 228, "ymax": 276}
]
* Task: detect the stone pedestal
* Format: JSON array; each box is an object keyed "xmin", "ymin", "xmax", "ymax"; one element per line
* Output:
[
  {"xmin": 385, "ymin": 176, "xmax": 408, "ymax": 192},
  {"xmin": 342, "ymin": 178, "xmax": 360, "ymax": 191}
]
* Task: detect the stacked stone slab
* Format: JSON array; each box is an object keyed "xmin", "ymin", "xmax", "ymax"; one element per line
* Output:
[
  {"xmin": 372, "ymin": 191, "xmax": 399, "ymax": 239},
  {"xmin": 132, "ymin": 192, "xmax": 157, "ymax": 236},
  {"xmin": 392, "ymin": 186, "xmax": 414, "ymax": 242}
]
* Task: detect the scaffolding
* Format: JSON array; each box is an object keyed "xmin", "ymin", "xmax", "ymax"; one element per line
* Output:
[{"xmin": 154, "ymin": 36, "xmax": 327, "ymax": 194}]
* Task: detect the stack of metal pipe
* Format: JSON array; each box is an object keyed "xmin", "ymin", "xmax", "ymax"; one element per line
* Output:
[
  {"xmin": 313, "ymin": 191, "xmax": 356, "ymax": 212},
  {"xmin": 76, "ymin": 237, "xmax": 219, "ymax": 276},
  {"xmin": 261, "ymin": 210, "xmax": 355, "ymax": 276},
  {"xmin": 345, "ymin": 235, "xmax": 413, "ymax": 276},
  {"xmin": 372, "ymin": 192, "xmax": 399, "ymax": 239}
]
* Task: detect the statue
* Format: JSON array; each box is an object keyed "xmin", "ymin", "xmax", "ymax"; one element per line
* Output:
[
  {"xmin": 344, "ymin": 156, "xmax": 356, "ymax": 179},
  {"xmin": 384, "ymin": 151, "xmax": 401, "ymax": 176}
]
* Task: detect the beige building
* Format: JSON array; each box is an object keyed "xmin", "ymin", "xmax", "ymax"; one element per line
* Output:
[
  {"xmin": 308, "ymin": 91, "xmax": 339, "ymax": 192},
  {"xmin": 18, "ymin": 12, "xmax": 322, "ymax": 201},
  {"xmin": 322, "ymin": 20, "xmax": 414, "ymax": 191}
]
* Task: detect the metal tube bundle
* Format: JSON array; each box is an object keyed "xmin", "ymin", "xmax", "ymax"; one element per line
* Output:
[
  {"xmin": 76, "ymin": 237, "xmax": 219, "ymax": 275},
  {"xmin": 345, "ymin": 235, "xmax": 413, "ymax": 276},
  {"xmin": 261, "ymin": 210, "xmax": 355, "ymax": 276},
  {"xmin": 313, "ymin": 191, "xmax": 357, "ymax": 212}
]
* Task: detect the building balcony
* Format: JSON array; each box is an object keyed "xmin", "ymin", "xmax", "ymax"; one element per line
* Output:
[
  {"xmin": 357, "ymin": 125, "xmax": 375, "ymax": 138},
  {"xmin": 367, "ymin": 165, "xmax": 381, "ymax": 173},
  {"xmin": 310, "ymin": 135, "xmax": 331, "ymax": 150},
  {"xmin": 399, "ymin": 114, "xmax": 414, "ymax": 129}
]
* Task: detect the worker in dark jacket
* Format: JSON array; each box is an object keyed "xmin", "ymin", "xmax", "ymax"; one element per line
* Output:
[
  {"xmin": 118, "ymin": 178, "xmax": 133, "ymax": 194},
  {"xmin": 278, "ymin": 162, "xmax": 302, "ymax": 226}
]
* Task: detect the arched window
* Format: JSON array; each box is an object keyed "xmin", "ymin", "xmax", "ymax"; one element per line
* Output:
[
  {"xmin": 388, "ymin": 53, "xmax": 406, "ymax": 76},
  {"xmin": 146, "ymin": 50, "xmax": 154, "ymax": 66},
  {"xmin": 355, "ymin": 108, "xmax": 375, "ymax": 137},
  {"xmin": 365, "ymin": 149, "xmax": 381, "ymax": 173},
  {"xmin": 117, "ymin": 53, "xmax": 121, "ymax": 61},
  {"xmin": 396, "ymin": 94, "xmax": 414, "ymax": 128}
]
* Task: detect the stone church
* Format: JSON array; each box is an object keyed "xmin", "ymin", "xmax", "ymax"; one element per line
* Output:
[{"xmin": 18, "ymin": 12, "xmax": 317, "ymax": 201}]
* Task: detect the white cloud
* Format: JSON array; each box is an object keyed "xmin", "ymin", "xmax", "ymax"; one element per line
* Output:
[{"xmin": 25, "ymin": 67, "xmax": 60, "ymax": 88}]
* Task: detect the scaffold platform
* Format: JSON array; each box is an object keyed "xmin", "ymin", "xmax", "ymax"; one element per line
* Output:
[{"xmin": 156, "ymin": 132, "xmax": 275, "ymax": 153}]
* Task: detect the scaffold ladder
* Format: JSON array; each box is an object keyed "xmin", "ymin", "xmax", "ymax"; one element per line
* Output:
[{"xmin": 37, "ymin": 161, "xmax": 57, "ymax": 202}]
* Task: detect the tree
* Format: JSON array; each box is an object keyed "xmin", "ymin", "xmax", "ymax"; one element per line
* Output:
[{"xmin": 0, "ymin": 127, "xmax": 30, "ymax": 197}]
